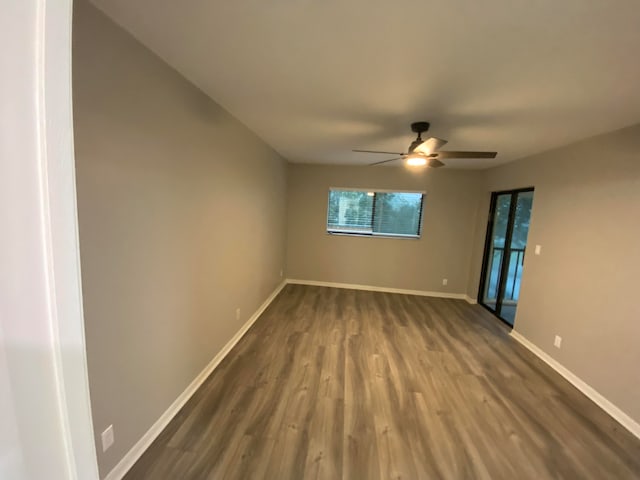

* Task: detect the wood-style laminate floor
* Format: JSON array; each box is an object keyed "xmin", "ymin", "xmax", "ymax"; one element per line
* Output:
[{"xmin": 125, "ymin": 285, "xmax": 640, "ymax": 479}]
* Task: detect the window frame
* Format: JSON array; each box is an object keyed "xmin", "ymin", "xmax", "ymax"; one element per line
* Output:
[{"xmin": 326, "ymin": 187, "xmax": 426, "ymax": 239}]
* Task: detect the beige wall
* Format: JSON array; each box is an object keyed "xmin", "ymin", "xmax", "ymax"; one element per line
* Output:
[
  {"xmin": 467, "ymin": 123, "xmax": 640, "ymax": 424},
  {"xmin": 286, "ymin": 164, "xmax": 483, "ymax": 294},
  {"xmin": 73, "ymin": 3, "xmax": 287, "ymax": 477}
]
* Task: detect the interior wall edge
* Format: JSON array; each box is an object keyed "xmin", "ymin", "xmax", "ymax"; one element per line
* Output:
[{"xmin": 464, "ymin": 295, "xmax": 478, "ymax": 305}]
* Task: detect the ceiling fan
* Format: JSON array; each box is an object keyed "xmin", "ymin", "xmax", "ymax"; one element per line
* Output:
[{"xmin": 353, "ymin": 121, "xmax": 497, "ymax": 167}]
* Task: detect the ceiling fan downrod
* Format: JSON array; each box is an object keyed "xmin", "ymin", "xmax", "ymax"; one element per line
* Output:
[{"xmin": 409, "ymin": 122, "xmax": 430, "ymax": 152}]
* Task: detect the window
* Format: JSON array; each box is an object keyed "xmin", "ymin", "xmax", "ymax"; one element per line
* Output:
[{"xmin": 327, "ymin": 188, "xmax": 425, "ymax": 238}]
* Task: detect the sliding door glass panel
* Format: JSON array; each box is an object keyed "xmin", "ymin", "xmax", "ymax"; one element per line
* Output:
[
  {"xmin": 498, "ymin": 191, "xmax": 534, "ymax": 325},
  {"xmin": 482, "ymin": 193, "xmax": 512, "ymax": 311}
]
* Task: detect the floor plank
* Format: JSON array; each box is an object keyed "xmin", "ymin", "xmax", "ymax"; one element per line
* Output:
[{"xmin": 124, "ymin": 285, "xmax": 640, "ymax": 479}]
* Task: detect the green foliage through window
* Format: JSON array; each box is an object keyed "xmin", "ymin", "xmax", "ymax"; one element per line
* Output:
[{"xmin": 327, "ymin": 189, "xmax": 425, "ymax": 238}]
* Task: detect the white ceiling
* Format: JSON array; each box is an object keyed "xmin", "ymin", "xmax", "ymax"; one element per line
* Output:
[{"xmin": 90, "ymin": 0, "xmax": 640, "ymax": 168}]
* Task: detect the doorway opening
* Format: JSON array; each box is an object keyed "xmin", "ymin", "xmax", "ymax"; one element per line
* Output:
[{"xmin": 479, "ymin": 188, "xmax": 534, "ymax": 326}]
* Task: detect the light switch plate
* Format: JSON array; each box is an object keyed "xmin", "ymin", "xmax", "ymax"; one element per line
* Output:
[
  {"xmin": 534, "ymin": 245, "xmax": 542, "ymax": 255},
  {"xmin": 554, "ymin": 335, "xmax": 562, "ymax": 348},
  {"xmin": 101, "ymin": 425, "xmax": 114, "ymax": 452}
]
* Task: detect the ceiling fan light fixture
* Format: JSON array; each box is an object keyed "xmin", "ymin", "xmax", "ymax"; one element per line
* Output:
[{"xmin": 405, "ymin": 154, "xmax": 428, "ymax": 167}]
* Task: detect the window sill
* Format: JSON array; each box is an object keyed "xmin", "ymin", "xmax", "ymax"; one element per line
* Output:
[{"xmin": 327, "ymin": 231, "xmax": 421, "ymax": 240}]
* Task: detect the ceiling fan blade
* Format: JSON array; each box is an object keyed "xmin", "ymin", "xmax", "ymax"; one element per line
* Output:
[
  {"xmin": 428, "ymin": 159, "xmax": 445, "ymax": 168},
  {"xmin": 370, "ymin": 157, "xmax": 403, "ymax": 166},
  {"xmin": 413, "ymin": 137, "xmax": 448, "ymax": 155},
  {"xmin": 434, "ymin": 151, "xmax": 497, "ymax": 159},
  {"xmin": 353, "ymin": 149, "xmax": 405, "ymax": 155}
]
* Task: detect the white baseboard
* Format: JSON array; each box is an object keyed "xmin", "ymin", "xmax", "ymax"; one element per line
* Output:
[
  {"xmin": 510, "ymin": 330, "xmax": 640, "ymax": 440},
  {"xmin": 104, "ymin": 280, "xmax": 287, "ymax": 480},
  {"xmin": 286, "ymin": 278, "xmax": 467, "ymax": 300},
  {"xmin": 464, "ymin": 295, "xmax": 477, "ymax": 304}
]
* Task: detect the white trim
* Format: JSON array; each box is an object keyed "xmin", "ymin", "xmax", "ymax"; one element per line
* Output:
[
  {"xmin": 464, "ymin": 295, "xmax": 478, "ymax": 304},
  {"xmin": 104, "ymin": 280, "xmax": 287, "ymax": 480},
  {"xmin": 326, "ymin": 231, "xmax": 421, "ymax": 240},
  {"xmin": 327, "ymin": 230, "xmax": 421, "ymax": 240},
  {"xmin": 286, "ymin": 279, "xmax": 466, "ymax": 300},
  {"xmin": 329, "ymin": 186, "xmax": 427, "ymax": 194},
  {"xmin": 41, "ymin": 0, "xmax": 100, "ymax": 477},
  {"xmin": 510, "ymin": 330, "xmax": 640, "ymax": 440}
]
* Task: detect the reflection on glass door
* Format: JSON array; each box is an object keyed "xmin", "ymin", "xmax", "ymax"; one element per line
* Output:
[{"xmin": 480, "ymin": 188, "xmax": 534, "ymax": 326}]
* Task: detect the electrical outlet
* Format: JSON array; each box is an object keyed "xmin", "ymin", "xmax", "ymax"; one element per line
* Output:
[
  {"xmin": 442, "ymin": 278, "xmax": 448, "ymax": 286},
  {"xmin": 535, "ymin": 245, "xmax": 542, "ymax": 255},
  {"xmin": 236, "ymin": 308, "xmax": 240, "ymax": 320},
  {"xmin": 101, "ymin": 425, "xmax": 114, "ymax": 452},
  {"xmin": 554, "ymin": 335, "xmax": 562, "ymax": 348},
  {"xmin": 279, "ymin": 269, "xmax": 283, "ymax": 278}
]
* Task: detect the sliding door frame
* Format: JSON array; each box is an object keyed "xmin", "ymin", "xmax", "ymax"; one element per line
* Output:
[{"xmin": 478, "ymin": 187, "xmax": 534, "ymax": 327}]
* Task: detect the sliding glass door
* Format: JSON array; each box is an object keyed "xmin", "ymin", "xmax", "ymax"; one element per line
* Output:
[{"xmin": 479, "ymin": 188, "xmax": 534, "ymax": 326}]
